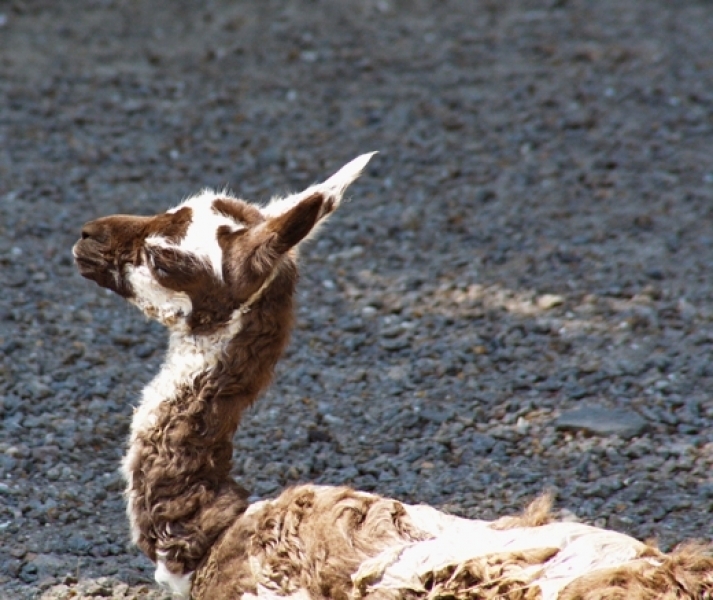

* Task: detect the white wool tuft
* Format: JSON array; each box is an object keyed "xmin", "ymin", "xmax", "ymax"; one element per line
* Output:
[
  {"xmin": 155, "ymin": 557, "xmax": 192, "ymax": 598},
  {"xmin": 261, "ymin": 152, "xmax": 377, "ymax": 219},
  {"xmin": 163, "ymin": 190, "xmax": 246, "ymax": 280},
  {"xmin": 125, "ymin": 264, "xmax": 193, "ymax": 327}
]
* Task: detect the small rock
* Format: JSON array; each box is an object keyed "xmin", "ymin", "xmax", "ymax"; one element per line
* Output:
[
  {"xmin": 66, "ymin": 534, "xmax": 92, "ymax": 555},
  {"xmin": 537, "ymin": 294, "xmax": 565, "ymax": 309},
  {"xmin": 468, "ymin": 433, "xmax": 497, "ymax": 454},
  {"xmin": 307, "ymin": 428, "xmax": 331, "ymax": 443},
  {"xmin": 699, "ymin": 482, "xmax": 713, "ymax": 499},
  {"xmin": 135, "ymin": 344, "xmax": 155, "ymax": 359},
  {"xmin": 420, "ymin": 407, "xmax": 453, "ymax": 424},
  {"xmin": 645, "ymin": 267, "xmax": 665, "ymax": 280},
  {"xmin": 608, "ymin": 514, "xmax": 635, "ymax": 533},
  {"xmin": 475, "ymin": 188, "xmax": 497, "ymax": 203},
  {"xmin": 386, "ymin": 365, "xmax": 409, "ymax": 381},
  {"xmin": 379, "ymin": 338, "xmax": 410, "ymax": 352},
  {"xmin": 30, "ymin": 553, "xmax": 66, "ymax": 578},
  {"xmin": 19, "ymin": 561, "xmax": 38, "ymax": 583},
  {"xmin": 0, "ymin": 454, "xmax": 18, "ymax": 473},
  {"xmin": 340, "ymin": 466, "xmax": 359, "ymax": 480},
  {"xmin": 377, "ymin": 441, "xmax": 399, "ymax": 454},
  {"xmin": 678, "ymin": 298, "xmax": 697, "ymax": 323},
  {"xmin": 28, "ymin": 379, "xmax": 52, "ymax": 400},
  {"xmin": 555, "ymin": 406, "xmax": 648, "ymax": 439},
  {"xmin": 82, "ymin": 578, "xmax": 114, "ymax": 596},
  {"xmin": 0, "ymin": 557, "xmax": 21, "ymax": 579}
]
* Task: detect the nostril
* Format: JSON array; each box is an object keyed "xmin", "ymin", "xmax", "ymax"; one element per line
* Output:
[
  {"xmin": 80, "ymin": 222, "xmax": 110, "ymax": 244},
  {"xmin": 81, "ymin": 223, "xmax": 100, "ymax": 240}
]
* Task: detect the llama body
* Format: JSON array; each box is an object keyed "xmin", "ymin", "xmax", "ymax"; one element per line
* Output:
[{"xmin": 74, "ymin": 154, "xmax": 712, "ymax": 599}]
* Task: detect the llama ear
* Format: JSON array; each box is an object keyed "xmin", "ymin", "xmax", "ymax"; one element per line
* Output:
[
  {"xmin": 264, "ymin": 192, "xmax": 325, "ymax": 254},
  {"xmin": 261, "ymin": 152, "xmax": 378, "ymax": 221},
  {"xmin": 220, "ymin": 193, "xmax": 325, "ymax": 287},
  {"xmin": 315, "ymin": 151, "xmax": 378, "ymax": 214},
  {"xmin": 229, "ymin": 193, "xmax": 323, "ymax": 285},
  {"xmin": 236, "ymin": 152, "xmax": 377, "ymax": 283}
]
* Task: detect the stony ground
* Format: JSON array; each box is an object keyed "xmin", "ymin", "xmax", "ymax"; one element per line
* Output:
[{"xmin": 1, "ymin": 1, "xmax": 713, "ymax": 598}]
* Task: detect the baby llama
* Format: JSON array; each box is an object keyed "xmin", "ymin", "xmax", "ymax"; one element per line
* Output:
[{"xmin": 73, "ymin": 153, "xmax": 712, "ymax": 599}]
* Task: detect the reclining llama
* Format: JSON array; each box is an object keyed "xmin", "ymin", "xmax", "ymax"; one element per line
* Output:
[{"xmin": 73, "ymin": 153, "xmax": 712, "ymax": 599}]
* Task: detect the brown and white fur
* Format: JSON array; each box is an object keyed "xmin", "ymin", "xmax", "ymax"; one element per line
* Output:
[{"xmin": 73, "ymin": 154, "xmax": 712, "ymax": 600}]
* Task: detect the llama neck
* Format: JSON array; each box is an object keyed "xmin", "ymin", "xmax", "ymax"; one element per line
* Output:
[
  {"xmin": 122, "ymin": 267, "xmax": 296, "ymax": 581},
  {"xmin": 131, "ymin": 323, "xmax": 241, "ymax": 438}
]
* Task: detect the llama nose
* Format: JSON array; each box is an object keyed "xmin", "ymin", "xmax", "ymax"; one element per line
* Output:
[{"xmin": 80, "ymin": 221, "xmax": 105, "ymax": 241}]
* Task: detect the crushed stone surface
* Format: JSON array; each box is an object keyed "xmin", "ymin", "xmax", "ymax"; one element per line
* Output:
[{"xmin": 1, "ymin": 1, "xmax": 712, "ymax": 597}]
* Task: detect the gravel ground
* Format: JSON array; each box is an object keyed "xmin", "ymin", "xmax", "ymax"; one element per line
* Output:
[{"xmin": 1, "ymin": 1, "xmax": 713, "ymax": 598}]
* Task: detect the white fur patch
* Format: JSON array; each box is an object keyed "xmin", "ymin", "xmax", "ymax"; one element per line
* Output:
[
  {"xmin": 261, "ymin": 152, "xmax": 377, "ymax": 219},
  {"xmin": 155, "ymin": 557, "xmax": 193, "ymax": 599},
  {"xmin": 355, "ymin": 505, "xmax": 649, "ymax": 600},
  {"xmin": 161, "ymin": 191, "xmax": 245, "ymax": 280},
  {"xmin": 125, "ymin": 263, "xmax": 193, "ymax": 327}
]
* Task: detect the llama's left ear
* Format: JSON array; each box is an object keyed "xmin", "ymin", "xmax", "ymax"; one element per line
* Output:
[
  {"xmin": 312, "ymin": 151, "xmax": 378, "ymax": 219},
  {"xmin": 230, "ymin": 152, "xmax": 377, "ymax": 283},
  {"xmin": 261, "ymin": 151, "xmax": 378, "ymax": 222},
  {"xmin": 235, "ymin": 192, "xmax": 325, "ymax": 283},
  {"xmin": 264, "ymin": 192, "xmax": 325, "ymax": 255}
]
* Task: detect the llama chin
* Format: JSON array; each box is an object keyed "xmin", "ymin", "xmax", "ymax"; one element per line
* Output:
[{"xmin": 74, "ymin": 153, "xmax": 712, "ymax": 600}]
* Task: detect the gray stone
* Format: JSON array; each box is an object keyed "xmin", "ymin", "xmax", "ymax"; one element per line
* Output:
[
  {"xmin": 27, "ymin": 379, "xmax": 52, "ymax": 400},
  {"xmin": 29, "ymin": 554, "xmax": 66, "ymax": 578},
  {"xmin": 379, "ymin": 338, "xmax": 410, "ymax": 352},
  {"xmin": 420, "ymin": 407, "xmax": 453, "ymax": 424},
  {"xmin": 555, "ymin": 406, "xmax": 648, "ymax": 439},
  {"xmin": 699, "ymin": 482, "xmax": 713, "ymax": 498},
  {"xmin": 66, "ymin": 534, "xmax": 92, "ymax": 555},
  {"xmin": 468, "ymin": 433, "xmax": 497, "ymax": 454},
  {"xmin": 0, "ymin": 454, "xmax": 18, "ymax": 473}
]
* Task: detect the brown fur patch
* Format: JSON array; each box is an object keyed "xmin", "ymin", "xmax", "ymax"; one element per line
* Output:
[
  {"xmin": 127, "ymin": 264, "xmax": 298, "ymax": 573},
  {"xmin": 215, "ymin": 194, "xmax": 322, "ymax": 309},
  {"xmin": 212, "ymin": 197, "xmax": 265, "ymax": 226},
  {"xmin": 193, "ymin": 485, "xmax": 430, "ymax": 600},
  {"xmin": 267, "ymin": 193, "xmax": 324, "ymax": 254},
  {"xmin": 145, "ymin": 243, "xmax": 236, "ymax": 334},
  {"xmin": 421, "ymin": 548, "xmax": 557, "ymax": 600},
  {"xmin": 490, "ymin": 493, "xmax": 555, "ymax": 531},
  {"xmin": 74, "ymin": 207, "xmax": 192, "ymax": 298},
  {"xmin": 558, "ymin": 542, "xmax": 713, "ymax": 600}
]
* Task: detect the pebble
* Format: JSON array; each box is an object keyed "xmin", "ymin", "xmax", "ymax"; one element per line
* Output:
[
  {"xmin": 29, "ymin": 554, "xmax": 66, "ymax": 579},
  {"xmin": 537, "ymin": 294, "xmax": 565, "ymax": 310},
  {"xmin": 66, "ymin": 535, "xmax": 93, "ymax": 556},
  {"xmin": 467, "ymin": 433, "xmax": 497, "ymax": 454},
  {"xmin": 555, "ymin": 407, "xmax": 649, "ymax": 439}
]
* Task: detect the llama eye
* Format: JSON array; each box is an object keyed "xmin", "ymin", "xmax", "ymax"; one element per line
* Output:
[
  {"xmin": 151, "ymin": 261, "xmax": 172, "ymax": 278},
  {"xmin": 146, "ymin": 253, "xmax": 170, "ymax": 278}
]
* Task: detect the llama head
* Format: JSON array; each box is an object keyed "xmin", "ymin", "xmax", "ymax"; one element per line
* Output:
[{"xmin": 73, "ymin": 152, "xmax": 376, "ymax": 333}]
